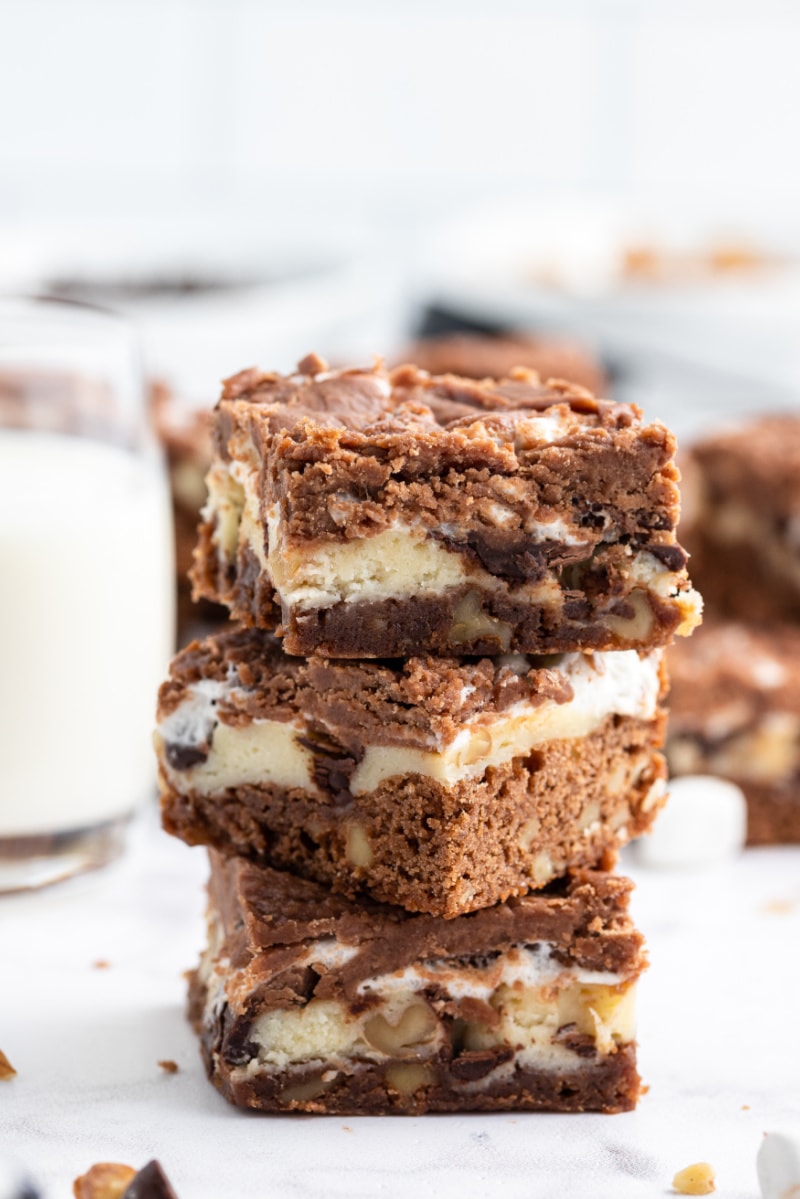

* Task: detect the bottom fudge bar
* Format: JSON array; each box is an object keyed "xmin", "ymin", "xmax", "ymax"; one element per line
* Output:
[
  {"xmin": 189, "ymin": 852, "xmax": 645, "ymax": 1115},
  {"xmin": 667, "ymin": 621, "xmax": 800, "ymax": 843},
  {"xmin": 157, "ymin": 628, "xmax": 667, "ymax": 917}
]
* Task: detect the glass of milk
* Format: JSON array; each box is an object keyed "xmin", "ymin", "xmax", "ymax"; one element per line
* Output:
[{"xmin": 0, "ymin": 297, "xmax": 175, "ymax": 891}]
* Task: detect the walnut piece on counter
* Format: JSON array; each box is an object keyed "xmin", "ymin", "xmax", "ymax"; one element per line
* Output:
[
  {"xmin": 672, "ymin": 1162, "xmax": 716, "ymax": 1195},
  {"xmin": 73, "ymin": 1162, "xmax": 136, "ymax": 1199},
  {"xmin": 74, "ymin": 1161, "xmax": 180, "ymax": 1199}
]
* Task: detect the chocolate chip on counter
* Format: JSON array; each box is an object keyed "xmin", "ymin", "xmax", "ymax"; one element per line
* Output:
[
  {"xmin": 0, "ymin": 1156, "xmax": 43, "ymax": 1199},
  {"xmin": 121, "ymin": 1161, "xmax": 180, "ymax": 1199}
]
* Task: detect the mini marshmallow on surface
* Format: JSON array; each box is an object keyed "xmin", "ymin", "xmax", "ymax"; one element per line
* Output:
[
  {"xmin": 757, "ymin": 1130, "xmax": 800, "ymax": 1199},
  {"xmin": 634, "ymin": 775, "xmax": 747, "ymax": 869}
]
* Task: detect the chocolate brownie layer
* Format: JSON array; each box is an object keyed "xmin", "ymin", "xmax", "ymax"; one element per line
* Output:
[
  {"xmin": 681, "ymin": 415, "xmax": 800, "ymax": 623},
  {"xmin": 667, "ymin": 621, "xmax": 800, "ymax": 844},
  {"xmin": 189, "ymin": 853, "xmax": 644, "ymax": 1114},
  {"xmin": 399, "ymin": 333, "xmax": 607, "ymax": 396},
  {"xmin": 157, "ymin": 628, "xmax": 668, "ymax": 916},
  {"xmin": 191, "ymin": 355, "xmax": 700, "ymax": 657}
]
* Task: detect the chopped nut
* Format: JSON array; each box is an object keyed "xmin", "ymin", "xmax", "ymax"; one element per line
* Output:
[
  {"xmin": 641, "ymin": 776, "xmax": 667, "ymax": 813},
  {"xmin": 73, "ymin": 1162, "xmax": 136, "ymax": 1199},
  {"xmin": 363, "ymin": 1003, "xmax": 438, "ymax": 1055},
  {"xmin": 672, "ymin": 1162, "xmax": 716, "ymax": 1195},
  {"xmin": 449, "ymin": 592, "xmax": 512, "ymax": 650},
  {"xmin": 0, "ymin": 1049, "xmax": 16, "ymax": 1079},
  {"xmin": 605, "ymin": 589, "xmax": 654, "ymax": 643},
  {"xmin": 517, "ymin": 815, "xmax": 541, "ymax": 851},
  {"xmin": 157, "ymin": 1059, "xmax": 179, "ymax": 1074},
  {"xmin": 346, "ymin": 823, "xmax": 373, "ymax": 868},
  {"xmin": 531, "ymin": 851, "xmax": 554, "ymax": 885},
  {"xmin": 385, "ymin": 1062, "xmax": 436, "ymax": 1095},
  {"xmin": 455, "ymin": 726, "xmax": 492, "ymax": 767},
  {"xmin": 578, "ymin": 800, "xmax": 601, "ymax": 831},
  {"xmin": 281, "ymin": 1075, "xmax": 335, "ymax": 1103},
  {"xmin": 605, "ymin": 760, "xmax": 630, "ymax": 797}
]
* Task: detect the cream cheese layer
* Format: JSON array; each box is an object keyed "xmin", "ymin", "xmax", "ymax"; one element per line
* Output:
[
  {"xmin": 204, "ymin": 458, "xmax": 699, "ymax": 630},
  {"xmin": 157, "ymin": 649, "xmax": 662, "ymax": 797},
  {"xmin": 196, "ymin": 935, "xmax": 636, "ymax": 1079}
]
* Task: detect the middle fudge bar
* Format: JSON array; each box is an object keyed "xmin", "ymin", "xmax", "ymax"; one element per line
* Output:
[
  {"xmin": 189, "ymin": 853, "xmax": 645, "ymax": 1115},
  {"xmin": 192, "ymin": 355, "xmax": 701, "ymax": 658},
  {"xmin": 156, "ymin": 627, "xmax": 668, "ymax": 917}
]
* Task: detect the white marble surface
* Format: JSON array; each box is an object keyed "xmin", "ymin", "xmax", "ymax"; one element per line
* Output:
[{"xmin": 2, "ymin": 808, "xmax": 799, "ymax": 1199}]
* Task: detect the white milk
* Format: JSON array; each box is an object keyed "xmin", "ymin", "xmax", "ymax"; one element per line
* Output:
[{"xmin": 0, "ymin": 430, "xmax": 174, "ymax": 835}]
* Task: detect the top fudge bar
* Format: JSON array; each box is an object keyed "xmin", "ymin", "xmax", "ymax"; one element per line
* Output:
[{"xmin": 192, "ymin": 355, "xmax": 701, "ymax": 658}]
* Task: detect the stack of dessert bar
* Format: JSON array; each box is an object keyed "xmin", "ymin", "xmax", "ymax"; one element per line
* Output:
[{"xmin": 155, "ymin": 354, "xmax": 701, "ymax": 1115}]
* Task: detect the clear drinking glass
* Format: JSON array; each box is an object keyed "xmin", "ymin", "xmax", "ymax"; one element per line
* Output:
[{"xmin": 0, "ymin": 297, "xmax": 175, "ymax": 891}]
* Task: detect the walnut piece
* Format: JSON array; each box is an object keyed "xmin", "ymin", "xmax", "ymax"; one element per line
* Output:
[
  {"xmin": 73, "ymin": 1162, "xmax": 136, "ymax": 1199},
  {"xmin": 672, "ymin": 1162, "xmax": 716, "ymax": 1195}
]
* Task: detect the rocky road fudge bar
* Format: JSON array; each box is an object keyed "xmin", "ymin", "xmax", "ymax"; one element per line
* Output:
[
  {"xmin": 668, "ymin": 621, "xmax": 800, "ymax": 843},
  {"xmin": 192, "ymin": 355, "xmax": 701, "ymax": 658},
  {"xmin": 189, "ymin": 852, "xmax": 645, "ymax": 1114},
  {"xmin": 681, "ymin": 415, "xmax": 800, "ymax": 623},
  {"xmin": 157, "ymin": 627, "xmax": 668, "ymax": 917}
]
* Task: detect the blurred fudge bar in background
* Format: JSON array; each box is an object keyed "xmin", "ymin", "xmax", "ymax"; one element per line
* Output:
[
  {"xmin": 398, "ymin": 332, "xmax": 606, "ymax": 397},
  {"xmin": 667, "ymin": 620, "xmax": 800, "ymax": 844},
  {"xmin": 680, "ymin": 414, "xmax": 800, "ymax": 624},
  {"xmin": 150, "ymin": 380, "xmax": 225, "ymax": 637}
]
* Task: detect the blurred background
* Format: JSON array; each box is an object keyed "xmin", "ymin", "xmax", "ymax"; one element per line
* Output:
[{"xmin": 3, "ymin": 0, "xmax": 800, "ymax": 430}]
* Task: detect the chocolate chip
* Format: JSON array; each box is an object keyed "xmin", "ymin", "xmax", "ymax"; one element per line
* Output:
[
  {"xmin": 647, "ymin": 543, "xmax": 688, "ymax": 571},
  {"xmin": 554, "ymin": 1023, "xmax": 597, "ymax": 1057},
  {"xmin": 164, "ymin": 742, "xmax": 209, "ymax": 771},
  {"xmin": 297, "ymin": 730, "xmax": 360, "ymax": 806},
  {"xmin": 450, "ymin": 1046, "xmax": 514, "ymax": 1081}
]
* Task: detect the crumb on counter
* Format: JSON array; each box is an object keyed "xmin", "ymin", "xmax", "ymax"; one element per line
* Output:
[
  {"xmin": 672, "ymin": 1162, "xmax": 716, "ymax": 1195},
  {"xmin": 157, "ymin": 1059, "xmax": 179, "ymax": 1074},
  {"xmin": 0, "ymin": 1049, "xmax": 16, "ymax": 1079},
  {"xmin": 93, "ymin": 958, "xmax": 111, "ymax": 969}
]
